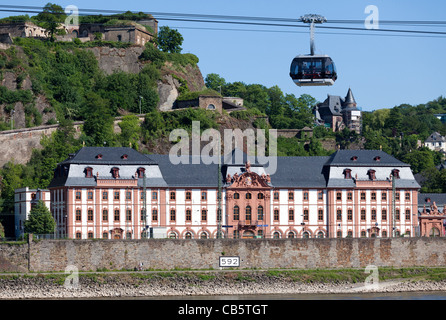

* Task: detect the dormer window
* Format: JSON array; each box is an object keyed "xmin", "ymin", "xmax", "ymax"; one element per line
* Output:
[
  {"xmin": 344, "ymin": 169, "xmax": 352, "ymax": 179},
  {"xmin": 392, "ymin": 169, "xmax": 400, "ymax": 179},
  {"xmin": 374, "ymin": 156, "xmax": 381, "ymax": 162},
  {"xmin": 85, "ymin": 167, "xmax": 93, "ymax": 178},
  {"xmin": 368, "ymin": 169, "xmax": 376, "ymax": 180},
  {"xmin": 111, "ymin": 167, "xmax": 120, "ymax": 179},
  {"xmin": 121, "ymin": 154, "xmax": 128, "ymax": 160},
  {"xmin": 351, "ymin": 156, "xmax": 358, "ymax": 161},
  {"xmin": 96, "ymin": 154, "xmax": 103, "ymax": 159},
  {"xmin": 137, "ymin": 167, "xmax": 145, "ymax": 178}
]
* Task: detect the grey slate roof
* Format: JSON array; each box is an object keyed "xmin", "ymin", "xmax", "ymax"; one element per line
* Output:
[
  {"xmin": 60, "ymin": 146, "xmax": 156, "ymax": 165},
  {"xmin": 48, "ymin": 148, "xmax": 418, "ymax": 190},
  {"xmin": 326, "ymin": 149, "xmax": 409, "ymax": 167}
]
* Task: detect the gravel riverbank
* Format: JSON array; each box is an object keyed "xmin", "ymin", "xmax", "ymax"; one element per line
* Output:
[{"xmin": 1, "ymin": 271, "xmax": 446, "ymax": 299}]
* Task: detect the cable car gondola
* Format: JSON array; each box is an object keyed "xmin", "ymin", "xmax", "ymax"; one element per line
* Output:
[
  {"xmin": 290, "ymin": 54, "xmax": 337, "ymax": 86},
  {"xmin": 290, "ymin": 14, "xmax": 337, "ymax": 87}
]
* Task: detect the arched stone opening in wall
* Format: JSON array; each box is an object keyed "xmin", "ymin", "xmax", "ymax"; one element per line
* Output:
[{"xmin": 430, "ymin": 227, "xmax": 440, "ymax": 237}]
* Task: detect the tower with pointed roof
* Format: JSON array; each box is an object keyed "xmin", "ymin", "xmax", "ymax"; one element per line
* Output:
[
  {"xmin": 341, "ymin": 88, "xmax": 362, "ymax": 134},
  {"xmin": 313, "ymin": 88, "xmax": 362, "ymax": 134}
]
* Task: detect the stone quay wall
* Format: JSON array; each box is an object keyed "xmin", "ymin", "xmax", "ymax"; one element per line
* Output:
[{"xmin": 1, "ymin": 237, "xmax": 446, "ymax": 272}]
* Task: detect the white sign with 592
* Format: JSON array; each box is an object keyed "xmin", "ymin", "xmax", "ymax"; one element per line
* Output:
[{"xmin": 219, "ymin": 256, "xmax": 240, "ymax": 267}]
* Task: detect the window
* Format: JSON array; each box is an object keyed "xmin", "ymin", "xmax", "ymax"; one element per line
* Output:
[
  {"xmin": 337, "ymin": 230, "xmax": 342, "ymax": 238},
  {"xmin": 245, "ymin": 206, "xmax": 252, "ymax": 221},
  {"xmin": 344, "ymin": 169, "xmax": 352, "ymax": 179},
  {"xmin": 186, "ymin": 192, "xmax": 191, "ymax": 200},
  {"xmin": 303, "ymin": 209, "xmax": 309, "ymax": 221},
  {"xmin": 273, "ymin": 232, "xmax": 280, "ymax": 239},
  {"xmin": 233, "ymin": 206, "xmax": 240, "ymax": 220},
  {"xmin": 76, "ymin": 209, "xmax": 81, "ymax": 221},
  {"xmin": 371, "ymin": 192, "xmax": 376, "ymax": 200},
  {"xmin": 303, "ymin": 192, "xmax": 309, "ymax": 200},
  {"xmin": 76, "ymin": 232, "xmax": 81, "ymax": 239},
  {"xmin": 114, "ymin": 191, "xmax": 120, "ymax": 200},
  {"xmin": 318, "ymin": 209, "xmax": 323, "ymax": 221},
  {"xmin": 170, "ymin": 208, "xmax": 176, "ymax": 221},
  {"xmin": 347, "ymin": 231, "xmax": 353, "ymax": 238},
  {"xmin": 126, "ymin": 191, "xmax": 131, "ymax": 200},
  {"xmin": 382, "ymin": 192, "xmax": 387, "ymax": 201},
  {"xmin": 361, "ymin": 231, "xmax": 366, "ymax": 238},
  {"xmin": 85, "ymin": 167, "xmax": 93, "ymax": 178},
  {"xmin": 185, "ymin": 232, "xmax": 192, "ymax": 239},
  {"xmin": 361, "ymin": 192, "xmax": 366, "ymax": 200},
  {"xmin": 371, "ymin": 209, "xmax": 377, "ymax": 221},
  {"xmin": 140, "ymin": 192, "xmax": 145, "ymax": 200},
  {"xmin": 233, "ymin": 230, "xmax": 240, "ymax": 239},
  {"xmin": 392, "ymin": 169, "xmax": 400, "ymax": 179},
  {"xmin": 289, "ymin": 192, "xmax": 294, "ymax": 200},
  {"xmin": 201, "ymin": 209, "xmax": 207, "ymax": 221},
  {"xmin": 368, "ymin": 169, "xmax": 376, "ymax": 180},
  {"xmin": 347, "ymin": 192, "xmax": 353, "ymax": 201},
  {"xmin": 170, "ymin": 191, "xmax": 176, "ymax": 200},
  {"xmin": 405, "ymin": 192, "xmax": 411, "ymax": 201},
  {"xmin": 257, "ymin": 206, "xmax": 264, "ymax": 220},
  {"xmin": 405, "ymin": 209, "xmax": 411, "ymax": 220},
  {"xmin": 274, "ymin": 209, "xmax": 279, "ymax": 221},
  {"xmin": 88, "ymin": 191, "xmax": 93, "ymax": 200},
  {"xmin": 126, "ymin": 209, "xmax": 132, "ymax": 221},
  {"xmin": 75, "ymin": 191, "xmax": 81, "ymax": 200},
  {"xmin": 347, "ymin": 209, "xmax": 353, "ymax": 221},
  {"xmin": 396, "ymin": 209, "xmax": 400, "ymax": 221},
  {"xmin": 318, "ymin": 191, "xmax": 323, "ymax": 200},
  {"xmin": 126, "ymin": 232, "xmax": 132, "ymax": 239},
  {"xmin": 274, "ymin": 192, "xmax": 279, "ymax": 200},
  {"xmin": 382, "ymin": 209, "xmax": 387, "ymax": 221},
  {"xmin": 382, "ymin": 230, "xmax": 388, "ymax": 237},
  {"xmin": 111, "ymin": 167, "xmax": 119, "ymax": 178},
  {"xmin": 88, "ymin": 209, "xmax": 94, "ymax": 221},
  {"xmin": 140, "ymin": 209, "xmax": 146, "ymax": 221},
  {"xmin": 102, "ymin": 232, "xmax": 108, "ymax": 239},
  {"xmin": 336, "ymin": 209, "xmax": 342, "ymax": 221},
  {"xmin": 246, "ymin": 193, "xmax": 252, "ymax": 199},
  {"xmin": 395, "ymin": 192, "xmax": 400, "ymax": 201},
  {"xmin": 336, "ymin": 192, "xmax": 342, "ymax": 200},
  {"xmin": 102, "ymin": 209, "xmax": 108, "ymax": 221},
  {"xmin": 234, "ymin": 193, "xmax": 240, "ymax": 199},
  {"xmin": 289, "ymin": 209, "xmax": 294, "ymax": 221},
  {"xmin": 258, "ymin": 193, "xmax": 264, "ymax": 199},
  {"xmin": 152, "ymin": 208, "xmax": 158, "ymax": 221},
  {"xmin": 186, "ymin": 209, "xmax": 192, "ymax": 221},
  {"xmin": 288, "ymin": 232, "xmax": 295, "ymax": 239},
  {"xmin": 201, "ymin": 191, "xmax": 207, "ymax": 201},
  {"xmin": 114, "ymin": 209, "xmax": 120, "ymax": 221},
  {"xmin": 88, "ymin": 232, "xmax": 94, "ymax": 239},
  {"xmin": 137, "ymin": 168, "xmax": 145, "ymax": 178},
  {"xmin": 217, "ymin": 208, "xmax": 222, "ymax": 222},
  {"xmin": 361, "ymin": 209, "xmax": 366, "ymax": 221},
  {"xmin": 102, "ymin": 191, "xmax": 108, "ymax": 200}
]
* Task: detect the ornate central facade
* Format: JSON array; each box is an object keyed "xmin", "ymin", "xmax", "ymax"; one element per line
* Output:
[{"xmin": 39, "ymin": 147, "xmax": 422, "ymax": 240}]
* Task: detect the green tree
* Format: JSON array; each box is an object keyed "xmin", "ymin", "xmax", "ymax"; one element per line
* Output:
[
  {"xmin": 24, "ymin": 200, "xmax": 55, "ymax": 235},
  {"xmin": 157, "ymin": 26, "xmax": 184, "ymax": 53},
  {"xmin": 205, "ymin": 73, "xmax": 226, "ymax": 92},
  {"xmin": 402, "ymin": 149, "xmax": 435, "ymax": 174},
  {"xmin": 35, "ymin": 3, "xmax": 67, "ymax": 41},
  {"xmin": 118, "ymin": 115, "xmax": 141, "ymax": 150},
  {"xmin": 82, "ymin": 92, "xmax": 116, "ymax": 146}
]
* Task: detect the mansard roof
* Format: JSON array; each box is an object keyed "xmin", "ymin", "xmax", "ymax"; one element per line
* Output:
[
  {"xmin": 49, "ymin": 147, "xmax": 418, "ymax": 190},
  {"xmin": 326, "ymin": 149, "xmax": 409, "ymax": 167},
  {"xmin": 60, "ymin": 146, "xmax": 156, "ymax": 165}
]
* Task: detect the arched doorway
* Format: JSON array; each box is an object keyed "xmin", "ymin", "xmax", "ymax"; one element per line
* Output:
[
  {"xmin": 430, "ymin": 227, "xmax": 440, "ymax": 237},
  {"xmin": 111, "ymin": 228, "xmax": 123, "ymax": 239},
  {"xmin": 243, "ymin": 230, "xmax": 256, "ymax": 239}
]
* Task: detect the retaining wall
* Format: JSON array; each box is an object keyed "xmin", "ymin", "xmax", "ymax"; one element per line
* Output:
[{"xmin": 0, "ymin": 237, "xmax": 445, "ymax": 272}]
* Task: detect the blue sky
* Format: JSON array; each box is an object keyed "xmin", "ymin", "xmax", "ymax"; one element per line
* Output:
[{"xmin": 2, "ymin": 0, "xmax": 446, "ymax": 111}]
